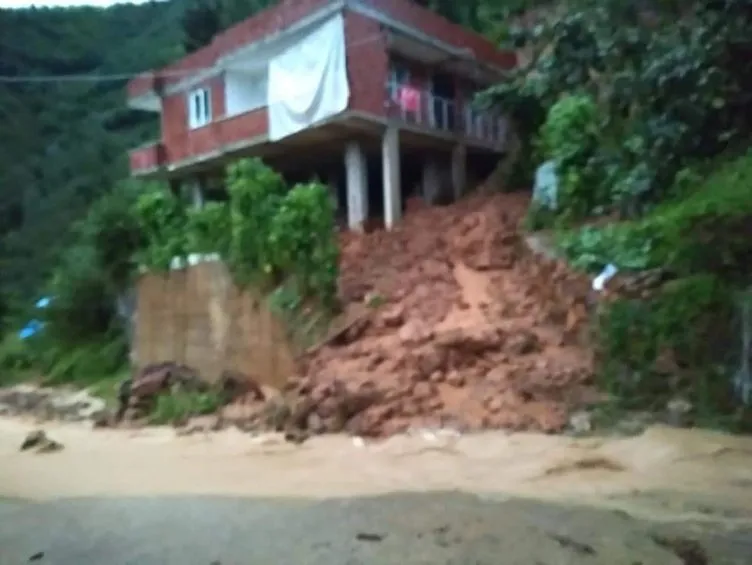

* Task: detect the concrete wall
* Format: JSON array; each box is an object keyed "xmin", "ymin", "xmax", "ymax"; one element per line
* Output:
[{"xmin": 133, "ymin": 261, "xmax": 296, "ymax": 390}]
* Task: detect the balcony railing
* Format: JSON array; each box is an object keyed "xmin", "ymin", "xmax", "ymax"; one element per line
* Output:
[{"xmin": 385, "ymin": 80, "xmax": 507, "ymax": 147}]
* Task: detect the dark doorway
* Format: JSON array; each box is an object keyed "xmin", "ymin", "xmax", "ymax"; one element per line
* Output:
[{"xmin": 430, "ymin": 72, "xmax": 456, "ymax": 131}]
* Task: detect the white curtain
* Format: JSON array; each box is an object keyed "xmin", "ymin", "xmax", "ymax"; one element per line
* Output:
[{"xmin": 267, "ymin": 14, "xmax": 349, "ymax": 141}]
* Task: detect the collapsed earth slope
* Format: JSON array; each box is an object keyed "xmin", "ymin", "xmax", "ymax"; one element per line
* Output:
[{"xmin": 281, "ymin": 192, "xmax": 598, "ymax": 437}]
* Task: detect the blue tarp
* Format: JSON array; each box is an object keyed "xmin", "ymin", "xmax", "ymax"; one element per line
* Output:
[{"xmin": 18, "ymin": 296, "xmax": 52, "ymax": 340}]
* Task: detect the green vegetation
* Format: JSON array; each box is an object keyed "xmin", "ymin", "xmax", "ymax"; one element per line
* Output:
[
  {"xmin": 485, "ymin": 0, "xmax": 752, "ymax": 429},
  {"xmin": 149, "ymin": 389, "xmax": 224, "ymax": 426},
  {"xmin": 134, "ymin": 158, "xmax": 340, "ymax": 350}
]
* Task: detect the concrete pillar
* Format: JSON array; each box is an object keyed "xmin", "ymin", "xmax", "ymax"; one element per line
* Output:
[
  {"xmin": 451, "ymin": 143, "xmax": 467, "ymax": 201},
  {"xmin": 188, "ymin": 178, "xmax": 204, "ymax": 209},
  {"xmin": 382, "ymin": 126, "xmax": 401, "ymax": 228},
  {"xmin": 421, "ymin": 156, "xmax": 440, "ymax": 205},
  {"xmin": 344, "ymin": 142, "xmax": 368, "ymax": 230}
]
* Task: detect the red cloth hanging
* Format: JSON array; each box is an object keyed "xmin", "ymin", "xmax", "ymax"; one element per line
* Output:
[{"xmin": 398, "ymin": 85, "xmax": 421, "ymax": 112}]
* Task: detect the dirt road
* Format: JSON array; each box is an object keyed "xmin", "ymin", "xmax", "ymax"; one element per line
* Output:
[{"xmin": 1, "ymin": 419, "xmax": 751, "ymax": 564}]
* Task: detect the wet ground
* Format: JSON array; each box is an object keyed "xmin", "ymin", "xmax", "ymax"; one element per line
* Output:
[
  {"xmin": 1, "ymin": 419, "xmax": 751, "ymax": 565},
  {"xmin": 1, "ymin": 493, "xmax": 751, "ymax": 565}
]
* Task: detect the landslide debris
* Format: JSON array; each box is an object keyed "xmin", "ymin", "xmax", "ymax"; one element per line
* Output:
[{"xmin": 277, "ymin": 193, "xmax": 598, "ymax": 437}]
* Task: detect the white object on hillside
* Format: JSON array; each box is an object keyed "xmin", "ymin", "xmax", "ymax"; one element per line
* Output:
[
  {"xmin": 532, "ymin": 161, "xmax": 558, "ymax": 210},
  {"xmin": 592, "ymin": 264, "xmax": 618, "ymax": 292},
  {"xmin": 168, "ymin": 253, "xmax": 221, "ymax": 271}
]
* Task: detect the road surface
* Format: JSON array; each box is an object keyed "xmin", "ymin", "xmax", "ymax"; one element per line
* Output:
[{"xmin": 1, "ymin": 419, "xmax": 751, "ymax": 565}]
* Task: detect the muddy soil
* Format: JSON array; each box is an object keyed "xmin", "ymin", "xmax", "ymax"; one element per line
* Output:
[
  {"xmin": 1, "ymin": 419, "xmax": 751, "ymax": 564},
  {"xmin": 281, "ymin": 193, "xmax": 598, "ymax": 438}
]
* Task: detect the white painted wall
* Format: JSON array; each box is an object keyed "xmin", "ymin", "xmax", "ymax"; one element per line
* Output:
[{"xmin": 224, "ymin": 70, "xmax": 268, "ymax": 117}]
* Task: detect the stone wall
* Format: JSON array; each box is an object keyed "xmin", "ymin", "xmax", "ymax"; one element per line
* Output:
[{"xmin": 133, "ymin": 260, "xmax": 296, "ymax": 390}]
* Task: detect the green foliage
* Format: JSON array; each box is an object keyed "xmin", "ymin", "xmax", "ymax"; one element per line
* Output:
[
  {"xmin": 558, "ymin": 151, "xmax": 752, "ymax": 276},
  {"xmin": 226, "ymin": 158, "xmax": 287, "ymax": 285},
  {"xmin": 485, "ymin": 0, "xmax": 752, "ymax": 220},
  {"xmin": 268, "ymin": 182, "xmax": 339, "ymax": 307},
  {"xmin": 149, "ymin": 388, "xmax": 223, "ymax": 426},
  {"xmin": 0, "ymin": 1, "xmax": 185, "ymax": 308},
  {"xmin": 135, "ymin": 158, "xmax": 340, "ymax": 319},
  {"xmin": 595, "ymin": 274, "xmax": 750, "ymax": 430},
  {"xmin": 186, "ymin": 202, "xmax": 231, "ymax": 256},
  {"xmin": 538, "ymin": 94, "xmax": 605, "ymax": 221},
  {"xmin": 558, "ymin": 152, "xmax": 752, "ymax": 429},
  {"xmin": 134, "ymin": 187, "xmax": 188, "ymax": 271},
  {"xmin": 0, "ymin": 335, "xmax": 34, "ymax": 382}
]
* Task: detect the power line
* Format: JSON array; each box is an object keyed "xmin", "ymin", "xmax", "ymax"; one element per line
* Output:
[{"xmin": 0, "ymin": 34, "xmax": 384, "ymax": 84}]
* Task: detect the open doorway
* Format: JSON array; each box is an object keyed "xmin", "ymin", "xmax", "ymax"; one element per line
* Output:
[{"xmin": 429, "ymin": 71, "xmax": 456, "ymax": 131}]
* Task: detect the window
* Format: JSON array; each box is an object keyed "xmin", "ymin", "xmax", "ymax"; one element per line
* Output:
[
  {"xmin": 187, "ymin": 87, "xmax": 211, "ymax": 129},
  {"xmin": 225, "ymin": 70, "xmax": 267, "ymax": 116}
]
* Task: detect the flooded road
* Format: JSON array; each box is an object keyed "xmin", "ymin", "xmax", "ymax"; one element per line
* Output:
[{"xmin": 1, "ymin": 419, "xmax": 751, "ymax": 564}]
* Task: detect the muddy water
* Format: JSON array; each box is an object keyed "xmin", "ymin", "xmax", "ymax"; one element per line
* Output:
[{"xmin": 1, "ymin": 419, "xmax": 751, "ymax": 526}]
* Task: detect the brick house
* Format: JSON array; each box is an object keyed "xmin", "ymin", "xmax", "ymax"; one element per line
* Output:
[{"xmin": 127, "ymin": 0, "xmax": 516, "ymax": 230}]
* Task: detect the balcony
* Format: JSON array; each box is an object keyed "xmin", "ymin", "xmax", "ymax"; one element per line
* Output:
[
  {"xmin": 385, "ymin": 80, "xmax": 508, "ymax": 148},
  {"xmin": 129, "ymin": 141, "xmax": 165, "ymax": 175}
]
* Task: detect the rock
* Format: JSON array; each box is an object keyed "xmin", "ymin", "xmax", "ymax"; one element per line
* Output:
[
  {"xmin": 36, "ymin": 438, "xmax": 64, "ymax": 454},
  {"xmin": 283, "ymin": 429, "xmax": 310, "ymax": 444},
  {"xmin": 306, "ymin": 412, "xmax": 326, "ymax": 434},
  {"xmin": 445, "ymin": 370, "xmax": 466, "ymax": 388},
  {"xmin": 568, "ymin": 410, "xmax": 593, "ymax": 435},
  {"xmin": 505, "ymin": 330, "xmax": 542, "ymax": 355},
  {"xmin": 398, "ymin": 321, "xmax": 434, "ymax": 345},
  {"xmin": 380, "ymin": 304, "xmax": 404, "ymax": 327},
  {"xmin": 91, "ymin": 410, "xmax": 113, "ymax": 428},
  {"xmin": 176, "ymin": 415, "xmax": 221, "ymax": 436},
  {"xmin": 413, "ymin": 345, "xmax": 446, "ymax": 379},
  {"xmin": 20, "ymin": 430, "xmax": 46, "ymax": 451},
  {"xmin": 20, "ymin": 430, "xmax": 63, "ymax": 454},
  {"xmin": 666, "ymin": 397, "xmax": 693, "ymax": 427}
]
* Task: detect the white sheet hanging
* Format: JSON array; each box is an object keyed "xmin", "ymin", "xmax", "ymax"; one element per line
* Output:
[{"xmin": 267, "ymin": 14, "xmax": 349, "ymax": 141}]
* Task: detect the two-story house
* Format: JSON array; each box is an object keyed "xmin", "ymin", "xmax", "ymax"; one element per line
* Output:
[{"xmin": 127, "ymin": 0, "xmax": 516, "ymax": 230}]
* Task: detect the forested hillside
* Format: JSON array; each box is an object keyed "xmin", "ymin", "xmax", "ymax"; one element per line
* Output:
[{"xmin": 0, "ymin": 2, "xmax": 178, "ymax": 313}]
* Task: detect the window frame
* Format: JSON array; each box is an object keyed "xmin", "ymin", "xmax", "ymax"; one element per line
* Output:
[{"xmin": 187, "ymin": 87, "xmax": 212, "ymax": 129}]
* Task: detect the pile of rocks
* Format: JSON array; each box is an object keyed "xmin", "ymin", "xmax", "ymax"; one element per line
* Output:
[
  {"xmin": 293, "ymin": 192, "xmax": 597, "ymax": 437},
  {"xmin": 0, "ymin": 384, "xmax": 107, "ymax": 423}
]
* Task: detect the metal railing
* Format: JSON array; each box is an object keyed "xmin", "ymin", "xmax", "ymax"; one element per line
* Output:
[{"xmin": 385, "ymin": 80, "xmax": 507, "ymax": 146}]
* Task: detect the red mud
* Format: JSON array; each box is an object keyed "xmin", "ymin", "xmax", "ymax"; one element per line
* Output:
[{"xmin": 276, "ymin": 192, "xmax": 599, "ymax": 438}]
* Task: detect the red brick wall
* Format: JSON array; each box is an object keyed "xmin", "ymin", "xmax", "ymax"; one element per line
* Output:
[
  {"xmin": 129, "ymin": 0, "xmax": 331, "ymax": 98},
  {"xmin": 129, "ymin": 142, "xmax": 164, "ymax": 173},
  {"xmin": 360, "ymin": 0, "xmax": 516, "ymax": 69},
  {"xmin": 345, "ymin": 10, "xmax": 388, "ymax": 116}
]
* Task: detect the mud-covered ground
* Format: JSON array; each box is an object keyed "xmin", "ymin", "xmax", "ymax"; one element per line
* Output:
[
  {"xmin": 1, "ymin": 418, "xmax": 751, "ymax": 564},
  {"xmin": 1, "ymin": 492, "xmax": 750, "ymax": 565}
]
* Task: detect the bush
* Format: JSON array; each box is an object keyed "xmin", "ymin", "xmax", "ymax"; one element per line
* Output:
[
  {"xmin": 558, "ymin": 151, "xmax": 752, "ymax": 277},
  {"xmin": 268, "ymin": 182, "xmax": 339, "ymax": 307},
  {"xmin": 226, "ymin": 158, "xmax": 287, "ymax": 285}
]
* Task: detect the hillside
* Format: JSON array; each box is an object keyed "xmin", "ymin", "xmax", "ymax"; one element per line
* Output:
[{"xmin": 0, "ymin": 2, "xmax": 186, "ymax": 313}]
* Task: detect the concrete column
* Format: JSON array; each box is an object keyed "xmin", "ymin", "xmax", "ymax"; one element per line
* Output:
[
  {"xmin": 382, "ymin": 126, "xmax": 401, "ymax": 229},
  {"xmin": 188, "ymin": 178, "xmax": 204, "ymax": 209},
  {"xmin": 344, "ymin": 141, "xmax": 368, "ymax": 230},
  {"xmin": 451, "ymin": 143, "xmax": 467, "ymax": 201},
  {"xmin": 421, "ymin": 156, "xmax": 440, "ymax": 205}
]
